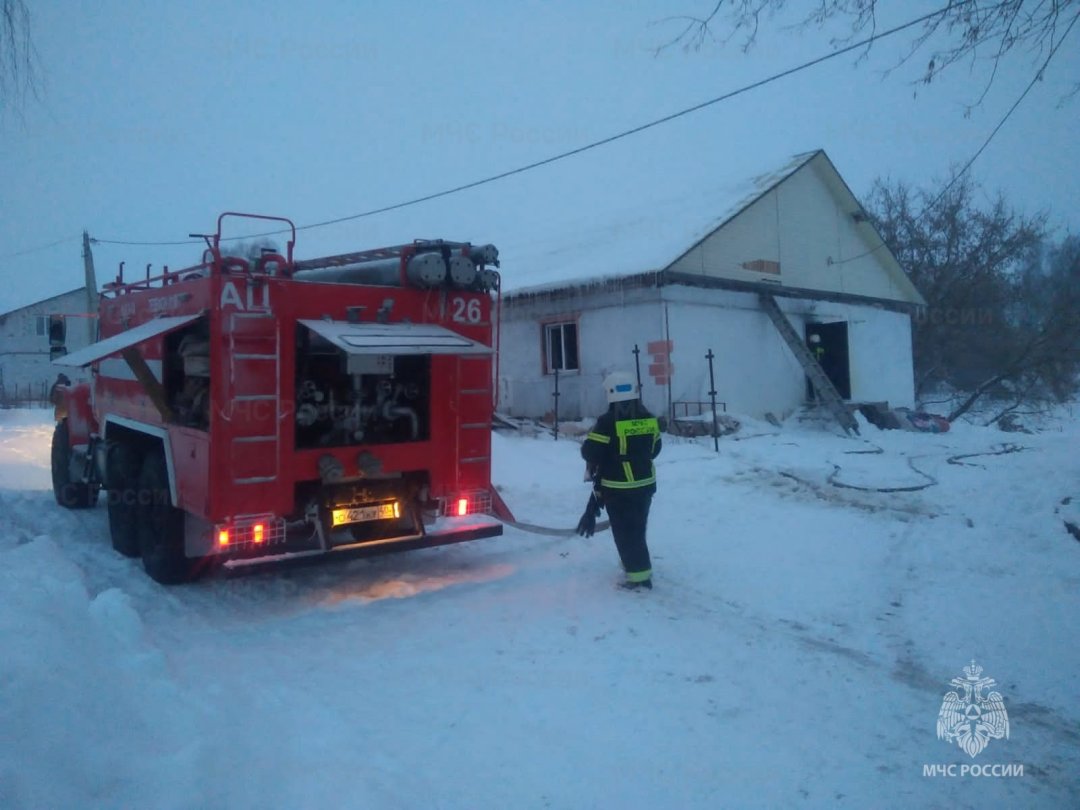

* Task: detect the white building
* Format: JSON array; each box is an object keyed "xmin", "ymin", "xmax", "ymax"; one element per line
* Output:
[
  {"xmin": 497, "ymin": 150, "xmax": 925, "ymax": 422},
  {"xmin": 0, "ymin": 287, "xmax": 97, "ymax": 404}
]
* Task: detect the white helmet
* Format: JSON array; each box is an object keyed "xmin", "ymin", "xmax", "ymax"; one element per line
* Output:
[{"xmin": 603, "ymin": 371, "xmax": 639, "ymax": 404}]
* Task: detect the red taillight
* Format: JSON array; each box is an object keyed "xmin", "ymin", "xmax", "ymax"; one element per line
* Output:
[
  {"xmin": 456, "ymin": 498, "xmax": 468, "ymax": 517},
  {"xmin": 215, "ymin": 518, "xmax": 278, "ymax": 550}
]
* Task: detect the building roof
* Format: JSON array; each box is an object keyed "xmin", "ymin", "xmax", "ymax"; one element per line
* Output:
[
  {"xmin": 501, "ymin": 150, "xmax": 820, "ymax": 294},
  {"xmin": 0, "ymin": 287, "xmax": 88, "ymax": 319},
  {"xmin": 501, "ymin": 148, "xmax": 923, "ymax": 307}
]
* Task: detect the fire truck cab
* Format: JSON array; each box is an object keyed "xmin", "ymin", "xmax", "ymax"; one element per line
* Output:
[{"xmin": 51, "ymin": 213, "xmax": 505, "ymax": 584}]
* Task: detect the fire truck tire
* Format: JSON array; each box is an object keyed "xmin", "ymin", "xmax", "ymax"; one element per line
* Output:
[
  {"xmin": 136, "ymin": 448, "xmax": 193, "ymax": 585},
  {"xmin": 107, "ymin": 442, "xmax": 143, "ymax": 558},
  {"xmin": 51, "ymin": 420, "xmax": 98, "ymax": 509}
]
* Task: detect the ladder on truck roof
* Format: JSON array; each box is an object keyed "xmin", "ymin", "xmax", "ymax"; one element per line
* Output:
[
  {"xmin": 758, "ymin": 292, "xmax": 860, "ymax": 436},
  {"xmin": 291, "ymin": 240, "xmax": 476, "ymax": 272}
]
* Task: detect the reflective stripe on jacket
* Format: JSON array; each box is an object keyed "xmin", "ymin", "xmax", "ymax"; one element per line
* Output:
[{"xmin": 581, "ymin": 407, "xmax": 662, "ymax": 493}]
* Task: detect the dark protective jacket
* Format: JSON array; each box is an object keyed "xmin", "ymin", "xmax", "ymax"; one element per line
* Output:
[
  {"xmin": 49, "ymin": 376, "xmax": 70, "ymax": 421},
  {"xmin": 581, "ymin": 401, "xmax": 662, "ymax": 495}
]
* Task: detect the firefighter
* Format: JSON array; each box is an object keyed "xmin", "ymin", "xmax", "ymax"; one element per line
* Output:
[
  {"xmin": 49, "ymin": 373, "xmax": 71, "ymax": 420},
  {"xmin": 808, "ymin": 333, "xmax": 825, "ymax": 401},
  {"xmin": 580, "ymin": 371, "xmax": 662, "ymax": 590}
]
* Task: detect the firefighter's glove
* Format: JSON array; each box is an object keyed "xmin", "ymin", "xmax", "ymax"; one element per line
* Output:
[
  {"xmin": 575, "ymin": 507, "xmax": 596, "ymax": 538},
  {"xmin": 576, "ymin": 492, "xmax": 602, "ymax": 538}
]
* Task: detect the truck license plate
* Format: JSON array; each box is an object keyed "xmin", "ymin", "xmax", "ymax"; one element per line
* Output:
[{"xmin": 332, "ymin": 503, "xmax": 398, "ymax": 527}]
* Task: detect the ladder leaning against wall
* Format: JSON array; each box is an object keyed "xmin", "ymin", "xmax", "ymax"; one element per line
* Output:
[{"xmin": 758, "ymin": 292, "xmax": 859, "ymax": 436}]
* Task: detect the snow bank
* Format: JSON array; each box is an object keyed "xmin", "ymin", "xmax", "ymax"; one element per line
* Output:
[
  {"xmin": 0, "ymin": 538, "xmax": 201, "ymax": 809},
  {"xmin": 0, "ymin": 412, "xmax": 54, "ymax": 491}
]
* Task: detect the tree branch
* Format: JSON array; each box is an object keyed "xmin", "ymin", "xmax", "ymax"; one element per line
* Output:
[{"xmin": 658, "ymin": 0, "xmax": 1079, "ymax": 107}]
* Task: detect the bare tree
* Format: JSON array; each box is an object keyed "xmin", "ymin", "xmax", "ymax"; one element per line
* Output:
[
  {"xmin": 660, "ymin": 1, "xmax": 1080, "ymax": 104},
  {"xmin": 865, "ymin": 176, "xmax": 1080, "ymax": 422},
  {"xmin": 1, "ymin": 0, "xmax": 37, "ymax": 114},
  {"xmin": 974, "ymin": 235, "xmax": 1080, "ymax": 423},
  {"xmin": 869, "ymin": 175, "xmax": 1044, "ymax": 394}
]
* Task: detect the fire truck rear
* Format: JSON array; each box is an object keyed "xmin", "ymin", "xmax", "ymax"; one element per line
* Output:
[{"xmin": 51, "ymin": 213, "xmax": 506, "ymax": 584}]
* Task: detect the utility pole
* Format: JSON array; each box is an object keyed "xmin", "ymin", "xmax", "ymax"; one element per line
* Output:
[
  {"xmin": 706, "ymin": 349, "xmax": 719, "ymax": 453},
  {"xmin": 82, "ymin": 231, "xmax": 99, "ymax": 343},
  {"xmin": 551, "ymin": 367, "xmax": 560, "ymax": 440}
]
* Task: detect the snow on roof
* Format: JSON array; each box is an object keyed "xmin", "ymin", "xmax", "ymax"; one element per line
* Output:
[
  {"xmin": 0, "ymin": 286, "xmax": 88, "ymax": 318},
  {"xmin": 500, "ymin": 150, "xmax": 820, "ymax": 294}
]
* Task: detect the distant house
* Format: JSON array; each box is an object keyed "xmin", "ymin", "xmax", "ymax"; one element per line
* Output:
[
  {"xmin": 497, "ymin": 150, "xmax": 925, "ymax": 423},
  {"xmin": 0, "ymin": 288, "xmax": 96, "ymax": 403}
]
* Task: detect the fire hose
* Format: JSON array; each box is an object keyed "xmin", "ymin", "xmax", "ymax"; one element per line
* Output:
[
  {"xmin": 493, "ymin": 489, "xmax": 610, "ymax": 537},
  {"xmin": 499, "ymin": 518, "xmax": 611, "ymax": 538}
]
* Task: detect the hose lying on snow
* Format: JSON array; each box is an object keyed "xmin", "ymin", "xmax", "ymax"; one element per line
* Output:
[
  {"xmin": 947, "ymin": 443, "xmax": 1025, "ymax": 467},
  {"xmin": 499, "ymin": 519, "xmax": 611, "ymax": 537},
  {"xmin": 826, "ymin": 457, "xmax": 936, "ymax": 493},
  {"xmin": 494, "ymin": 488, "xmax": 612, "ymax": 537},
  {"xmin": 779, "ymin": 454, "xmax": 938, "ymax": 494}
]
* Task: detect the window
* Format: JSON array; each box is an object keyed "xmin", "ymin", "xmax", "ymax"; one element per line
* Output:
[
  {"xmin": 740, "ymin": 259, "xmax": 780, "ymax": 275},
  {"xmin": 48, "ymin": 315, "xmax": 66, "ymax": 346},
  {"xmin": 35, "ymin": 315, "xmax": 48, "ymax": 336},
  {"xmin": 544, "ymin": 321, "xmax": 579, "ymax": 373}
]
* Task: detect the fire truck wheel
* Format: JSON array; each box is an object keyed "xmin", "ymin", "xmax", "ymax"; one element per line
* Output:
[
  {"xmin": 107, "ymin": 442, "xmax": 143, "ymax": 558},
  {"xmin": 136, "ymin": 448, "xmax": 193, "ymax": 585},
  {"xmin": 51, "ymin": 419, "xmax": 99, "ymax": 509}
]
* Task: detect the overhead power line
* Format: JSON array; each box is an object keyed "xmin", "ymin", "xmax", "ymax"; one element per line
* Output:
[
  {"xmin": 0, "ymin": 235, "xmax": 80, "ymax": 260},
  {"xmin": 90, "ymin": 2, "xmax": 965, "ymax": 249},
  {"xmin": 835, "ymin": 8, "xmax": 1080, "ymax": 266}
]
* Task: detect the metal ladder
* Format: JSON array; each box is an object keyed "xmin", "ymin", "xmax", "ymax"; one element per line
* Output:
[
  {"xmin": 290, "ymin": 239, "xmax": 473, "ymax": 272},
  {"xmin": 226, "ymin": 311, "xmax": 282, "ymax": 484},
  {"xmin": 758, "ymin": 292, "xmax": 859, "ymax": 435}
]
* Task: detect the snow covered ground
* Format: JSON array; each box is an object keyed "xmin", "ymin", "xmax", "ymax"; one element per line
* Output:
[{"xmin": 1, "ymin": 407, "xmax": 1078, "ymax": 809}]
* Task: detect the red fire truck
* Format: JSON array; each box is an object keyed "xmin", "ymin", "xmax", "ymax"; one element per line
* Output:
[{"xmin": 51, "ymin": 212, "xmax": 507, "ymax": 583}]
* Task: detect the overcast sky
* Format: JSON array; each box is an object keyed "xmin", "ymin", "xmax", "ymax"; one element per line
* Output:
[{"xmin": 1, "ymin": 0, "xmax": 1077, "ymax": 313}]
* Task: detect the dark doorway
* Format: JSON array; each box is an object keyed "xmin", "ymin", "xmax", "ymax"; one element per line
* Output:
[{"xmin": 805, "ymin": 321, "xmax": 851, "ymax": 400}]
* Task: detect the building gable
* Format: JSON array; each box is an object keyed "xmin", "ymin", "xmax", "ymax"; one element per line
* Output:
[
  {"xmin": 0, "ymin": 287, "xmax": 88, "ymax": 321},
  {"xmin": 666, "ymin": 151, "xmax": 924, "ymax": 306},
  {"xmin": 506, "ymin": 150, "xmax": 925, "ymax": 309}
]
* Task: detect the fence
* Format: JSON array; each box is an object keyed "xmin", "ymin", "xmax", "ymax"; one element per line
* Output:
[
  {"xmin": 671, "ymin": 400, "xmax": 727, "ymax": 418},
  {"xmin": 0, "ymin": 381, "xmax": 51, "ymax": 409}
]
